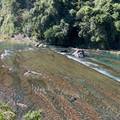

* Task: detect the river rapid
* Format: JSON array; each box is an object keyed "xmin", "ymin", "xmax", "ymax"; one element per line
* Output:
[{"xmin": 54, "ymin": 48, "xmax": 120, "ymax": 82}]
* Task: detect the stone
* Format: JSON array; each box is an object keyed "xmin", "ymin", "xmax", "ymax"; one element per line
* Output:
[
  {"xmin": 16, "ymin": 102, "xmax": 27, "ymax": 109},
  {"xmin": 38, "ymin": 43, "xmax": 43, "ymax": 48},
  {"xmin": 24, "ymin": 70, "xmax": 42, "ymax": 77},
  {"xmin": 72, "ymin": 49, "xmax": 85, "ymax": 58},
  {"xmin": 35, "ymin": 43, "xmax": 40, "ymax": 47},
  {"xmin": 69, "ymin": 96, "xmax": 77, "ymax": 103}
]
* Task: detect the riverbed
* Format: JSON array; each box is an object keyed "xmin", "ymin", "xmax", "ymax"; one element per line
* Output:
[{"xmin": 0, "ymin": 42, "xmax": 120, "ymax": 120}]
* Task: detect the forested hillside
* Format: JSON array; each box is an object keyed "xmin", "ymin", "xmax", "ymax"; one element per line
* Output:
[{"xmin": 0, "ymin": 0, "xmax": 120, "ymax": 49}]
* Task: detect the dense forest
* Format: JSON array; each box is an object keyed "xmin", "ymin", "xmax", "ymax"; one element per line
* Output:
[{"xmin": 0, "ymin": 0, "xmax": 120, "ymax": 49}]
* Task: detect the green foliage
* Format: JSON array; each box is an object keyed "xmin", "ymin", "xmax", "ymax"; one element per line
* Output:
[
  {"xmin": 0, "ymin": 103, "xmax": 43, "ymax": 120},
  {"xmin": 115, "ymin": 21, "xmax": 120, "ymax": 32},
  {"xmin": 0, "ymin": 102, "xmax": 16, "ymax": 120},
  {"xmin": 0, "ymin": 0, "xmax": 120, "ymax": 49},
  {"xmin": 44, "ymin": 19, "xmax": 69, "ymax": 45},
  {"xmin": 0, "ymin": 0, "xmax": 16, "ymax": 35},
  {"xmin": 0, "ymin": 113, "xmax": 4, "ymax": 120},
  {"xmin": 0, "ymin": 14, "xmax": 15, "ymax": 35},
  {"xmin": 24, "ymin": 110, "xmax": 42, "ymax": 120}
]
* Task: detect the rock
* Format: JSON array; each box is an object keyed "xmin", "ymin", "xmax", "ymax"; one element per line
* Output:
[
  {"xmin": 16, "ymin": 102, "xmax": 27, "ymax": 109},
  {"xmin": 1, "ymin": 65, "xmax": 6, "ymax": 68},
  {"xmin": 43, "ymin": 44, "xmax": 47, "ymax": 48},
  {"xmin": 38, "ymin": 43, "xmax": 43, "ymax": 48},
  {"xmin": 35, "ymin": 42, "xmax": 47, "ymax": 48},
  {"xmin": 24, "ymin": 70, "xmax": 42, "ymax": 77},
  {"xmin": 69, "ymin": 96, "xmax": 77, "ymax": 103},
  {"xmin": 23, "ymin": 70, "xmax": 31, "ymax": 77},
  {"xmin": 30, "ymin": 71, "xmax": 42, "ymax": 75},
  {"xmin": 72, "ymin": 49, "xmax": 85, "ymax": 58},
  {"xmin": 38, "ymin": 43, "xmax": 47, "ymax": 48},
  {"xmin": 60, "ymin": 49, "xmax": 68, "ymax": 53},
  {"xmin": 8, "ymin": 67, "xmax": 15, "ymax": 72},
  {"xmin": 35, "ymin": 43, "xmax": 40, "ymax": 47}
]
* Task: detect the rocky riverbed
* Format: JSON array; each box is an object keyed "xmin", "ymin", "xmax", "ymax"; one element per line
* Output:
[{"xmin": 0, "ymin": 41, "xmax": 120, "ymax": 120}]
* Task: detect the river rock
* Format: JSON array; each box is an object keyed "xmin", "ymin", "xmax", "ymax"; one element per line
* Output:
[
  {"xmin": 38, "ymin": 43, "xmax": 44, "ymax": 48},
  {"xmin": 34, "ymin": 42, "xmax": 40, "ymax": 47},
  {"xmin": 72, "ymin": 49, "xmax": 85, "ymax": 58},
  {"xmin": 69, "ymin": 96, "xmax": 77, "ymax": 103},
  {"xmin": 35, "ymin": 42, "xmax": 47, "ymax": 48},
  {"xmin": 24, "ymin": 70, "xmax": 42, "ymax": 77},
  {"xmin": 16, "ymin": 102, "xmax": 28, "ymax": 109}
]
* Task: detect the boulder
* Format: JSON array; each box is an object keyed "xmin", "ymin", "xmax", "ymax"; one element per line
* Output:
[{"xmin": 72, "ymin": 49, "xmax": 85, "ymax": 58}]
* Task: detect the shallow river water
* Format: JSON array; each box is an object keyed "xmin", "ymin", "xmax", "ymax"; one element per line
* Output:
[{"xmin": 0, "ymin": 42, "xmax": 120, "ymax": 120}]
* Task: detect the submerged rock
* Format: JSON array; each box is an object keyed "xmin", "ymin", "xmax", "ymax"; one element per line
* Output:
[
  {"xmin": 16, "ymin": 102, "xmax": 28, "ymax": 109},
  {"xmin": 0, "ymin": 49, "xmax": 13, "ymax": 60},
  {"xmin": 24, "ymin": 70, "xmax": 42, "ymax": 77},
  {"xmin": 69, "ymin": 96, "xmax": 77, "ymax": 103}
]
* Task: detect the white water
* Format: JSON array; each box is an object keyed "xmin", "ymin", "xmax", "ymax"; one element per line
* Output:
[
  {"xmin": 1, "ymin": 47, "xmax": 120, "ymax": 82},
  {"xmin": 0, "ymin": 49, "xmax": 13, "ymax": 60},
  {"xmin": 0, "ymin": 47, "xmax": 34, "ymax": 60},
  {"xmin": 57, "ymin": 51, "xmax": 120, "ymax": 82},
  {"xmin": 67, "ymin": 55, "xmax": 120, "ymax": 82}
]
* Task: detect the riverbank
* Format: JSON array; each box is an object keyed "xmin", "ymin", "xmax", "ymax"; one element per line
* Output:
[
  {"xmin": 0, "ymin": 37, "xmax": 120, "ymax": 82},
  {"xmin": 0, "ymin": 34, "xmax": 35, "ymax": 46},
  {"xmin": 0, "ymin": 34, "xmax": 120, "ymax": 54}
]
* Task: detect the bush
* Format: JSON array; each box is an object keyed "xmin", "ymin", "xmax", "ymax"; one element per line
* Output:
[
  {"xmin": 24, "ymin": 110, "xmax": 42, "ymax": 120},
  {"xmin": 0, "ymin": 102, "xmax": 16, "ymax": 120}
]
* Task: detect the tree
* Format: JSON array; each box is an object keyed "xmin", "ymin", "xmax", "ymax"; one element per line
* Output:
[
  {"xmin": 44, "ymin": 19, "xmax": 69, "ymax": 45},
  {"xmin": 0, "ymin": 0, "xmax": 120, "ymax": 49}
]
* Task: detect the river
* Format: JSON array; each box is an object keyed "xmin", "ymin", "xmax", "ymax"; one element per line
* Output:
[{"xmin": 0, "ymin": 42, "xmax": 120, "ymax": 120}]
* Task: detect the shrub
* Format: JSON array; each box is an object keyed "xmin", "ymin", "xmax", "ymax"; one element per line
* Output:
[
  {"xmin": 24, "ymin": 110, "xmax": 42, "ymax": 120},
  {"xmin": 0, "ymin": 102, "xmax": 16, "ymax": 120}
]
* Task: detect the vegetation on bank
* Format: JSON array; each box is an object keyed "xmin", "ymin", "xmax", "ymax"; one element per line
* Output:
[
  {"xmin": 24, "ymin": 110, "xmax": 42, "ymax": 120},
  {"xmin": 0, "ymin": 102, "xmax": 41, "ymax": 120},
  {"xmin": 0, "ymin": 102, "xmax": 16, "ymax": 120},
  {"xmin": 0, "ymin": 0, "xmax": 120, "ymax": 49}
]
